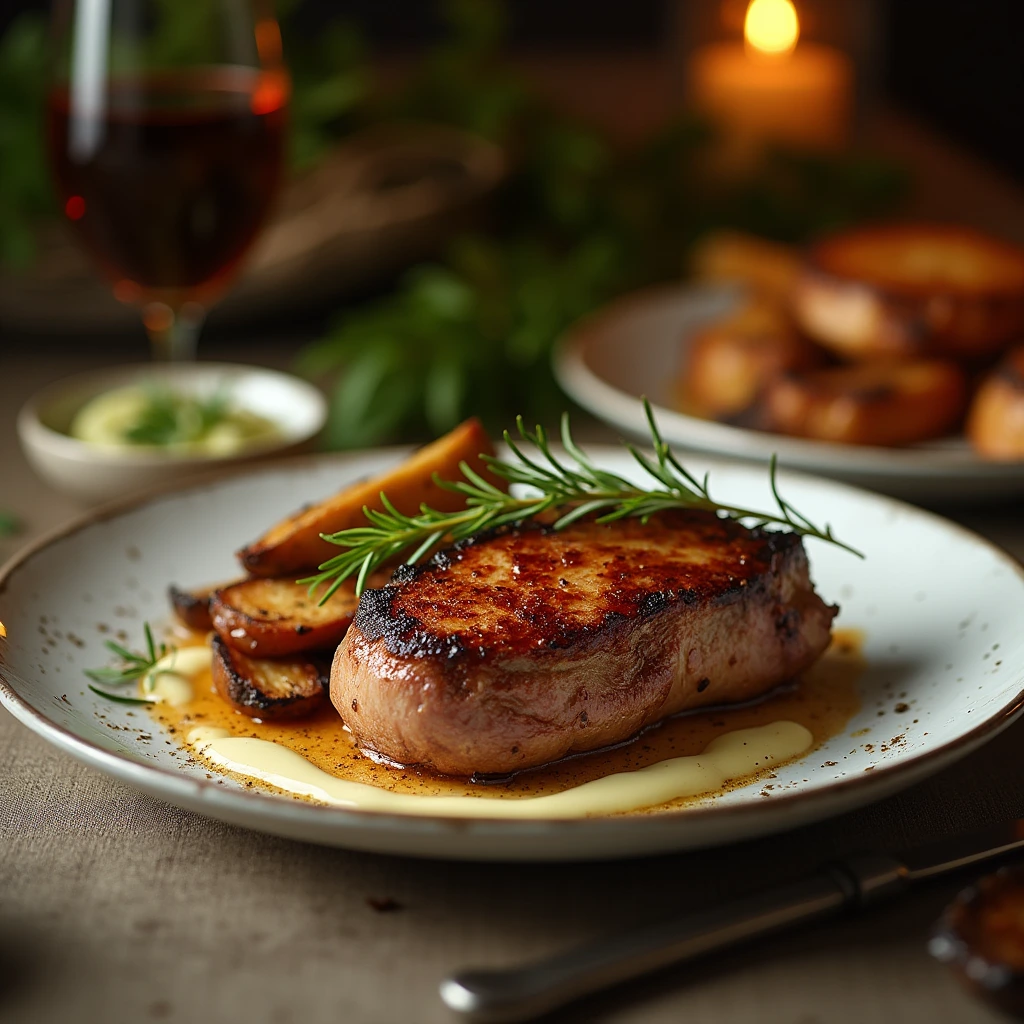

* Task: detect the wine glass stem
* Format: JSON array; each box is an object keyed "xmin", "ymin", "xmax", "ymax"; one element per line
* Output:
[{"xmin": 144, "ymin": 301, "xmax": 204, "ymax": 361}]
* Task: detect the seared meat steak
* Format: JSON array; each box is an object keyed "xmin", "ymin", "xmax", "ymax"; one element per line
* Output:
[{"xmin": 331, "ymin": 512, "xmax": 837, "ymax": 776}]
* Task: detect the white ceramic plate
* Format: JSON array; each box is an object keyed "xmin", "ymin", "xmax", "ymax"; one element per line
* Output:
[
  {"xmin": 1, "ymin": 450, "xmax": 1023, "ymax": 861},
  {"xmin": 553, "ymin": 283, "xmax": 1024, "ymax": 502}
]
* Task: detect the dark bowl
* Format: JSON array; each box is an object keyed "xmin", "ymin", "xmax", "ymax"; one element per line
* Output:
[{"xmin": 930, "ymin": 865, "xmax": 1024, "ymax": 1018}]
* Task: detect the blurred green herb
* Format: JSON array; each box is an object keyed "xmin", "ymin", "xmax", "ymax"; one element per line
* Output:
[
  {"xmin": 278, "ymin": 1, "xmax": 368, "ymax": 172},
  {"xmin": 139, "ymin": 0, "xmax": 222, "ymax": 68},
  {"xmin": 121, "ymin": 387, "xmax": 232, "ymax": 447},
  {"xmin": 0, "ymin": 0, "xmax": 907, "ymax": 442},
  {"xmin": 0, "ymin": 511, "xmax": 21, "ymax": 537},
  {"xmin": 389, "ymin": 0, "xmax": 529, "ymax": 142},
  {"xmin": 0, "ymin": 14, "xmax": 53, "ymax": 268},
  {"xmin": 299, "ymin": 0, "xmax": 908, "ymax": 446}
]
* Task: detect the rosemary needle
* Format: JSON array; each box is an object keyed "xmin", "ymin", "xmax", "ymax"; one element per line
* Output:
[
  {"xmin": 301, "ymin": 398, "xmax": 862, "ymax": 602},
  {"xmin": 85, "ymin": 622, "xmax": 173, "ymax": 704}
]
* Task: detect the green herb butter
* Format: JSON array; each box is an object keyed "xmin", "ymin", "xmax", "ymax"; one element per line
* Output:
[{"xmin": 70, "ymin": 384, "xmax": 279, "ymax": 455}]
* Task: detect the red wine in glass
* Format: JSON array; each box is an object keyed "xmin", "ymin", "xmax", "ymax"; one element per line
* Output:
[{"xmin": 48, "ymin": 2, "xmax": 289, "ymax": 360}]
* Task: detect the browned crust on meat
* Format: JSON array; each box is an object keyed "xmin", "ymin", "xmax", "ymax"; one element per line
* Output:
[
  {"xmin": 331, "ymin": 512, "xmax": 837, "ymax": 775},
  {"xmin": 211, "ymin": 634, "xmax": 328, "ymax": 720},
  {"xmin": 350, "ymin": 517, "xmax": 799, "ymax": 660}
]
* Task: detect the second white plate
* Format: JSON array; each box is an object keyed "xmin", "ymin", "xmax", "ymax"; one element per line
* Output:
[{"xmin": 553, "ymin": 283, "xmax": 1024, "ymax": 502}]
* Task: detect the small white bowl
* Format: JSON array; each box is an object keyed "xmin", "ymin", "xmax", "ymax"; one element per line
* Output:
[{"xmin": 17, "ymin": 362, "xmax": 328, "ymax": 505}]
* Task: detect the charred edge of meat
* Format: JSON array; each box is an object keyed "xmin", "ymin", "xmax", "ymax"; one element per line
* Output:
[
  {"xmin": 385, "ymin": 515, "xmax": 801, "ymax": 590},
  {"xmin": 353, "ymin": 586, "xmax": 467, "ymax": 661},
  {"xmin": 353, "ymin": 581, "xmax": 678, "ymax": 662},
  {"xmin": 354, "ymin": 521, "xmax": 806, "ymax": 663}
]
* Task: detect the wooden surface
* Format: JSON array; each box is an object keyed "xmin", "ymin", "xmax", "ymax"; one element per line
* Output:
[{"xmin": 1, "ymin": 348, "xmax": 1023, "ymax": 1024}]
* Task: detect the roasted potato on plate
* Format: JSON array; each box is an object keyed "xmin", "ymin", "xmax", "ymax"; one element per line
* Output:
[
  {"xmin": 678, "ymin": 298, "xmax": 822, "ymax": 421},
  {"xmin": 211, "ymin": 634, "xmax": 329, "ymax": 720},
  {"xmin": 690, "ymin": 231, "xmax": 802, "ymax": 303},
  {"xmin": 211, "ymin": 573, "xmax": 389, "ymax": 658},
  {"xmin": 168, "ymin": 583, "xmax": 222, "ymax": 632},
  {"xmin": 967, "ymin": 347, "xmax": 1024, "ymax": 459},
  {"xmin": 792, "ymin": 225, "xmax": 1024, "ymax": 361},
  {"xmin": 238, "ymin": 418, "xmax": 504, "ymax": 577},
  {"xmin": 762, "ymin": 359, "xmax": 968, "ymax": 447}
]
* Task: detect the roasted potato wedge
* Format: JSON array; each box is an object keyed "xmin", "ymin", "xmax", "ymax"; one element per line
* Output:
[
  {"xmin": 967, "ymin": 347, "xmax": 1024, "ymax": 459},
  {"xmin": 690, "ymin": 231, "xmax": 802, "ymax": 302},
  {"xmin": 211, "ymin": 634, "xmax": 328, "ymax": 720},
  {"xmin": 211, "ymin": 573, "xmax": 389, "ymax": 658},
  {"xmin": 678, "ymin": 298, "xmax": 822, "ymax": 420},
  {"xmin": 762, "ymin": 359, "xmax": 968, "ymax": 447},
  {"xmin": 792, "ymin": 224, "xmax": 1024, "ymax": 361},
  {"xmin": 238, "ymin": 418, "xmax": 505, "ymax": 577},
  {"xmin": 168, "ymin": 584, "xmax": 220, "ymax": 632}
]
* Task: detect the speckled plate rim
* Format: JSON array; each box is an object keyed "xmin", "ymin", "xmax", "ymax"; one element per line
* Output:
[{"xmin": 2, "ymin": 450, "xmax": 1024, "ymax": 862}]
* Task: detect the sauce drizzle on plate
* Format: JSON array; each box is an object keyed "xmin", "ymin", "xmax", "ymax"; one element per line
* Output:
[{"xmin": 150, "ymin": 628, "xmax": 864, "ymax": 816}]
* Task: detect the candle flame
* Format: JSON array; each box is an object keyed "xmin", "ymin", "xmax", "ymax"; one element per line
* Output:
[{"xmin": 744, "ymin": 0, "xmax": 799, "ymax": 57}]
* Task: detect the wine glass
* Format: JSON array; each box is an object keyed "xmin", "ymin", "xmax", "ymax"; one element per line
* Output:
[{"xmin": 47, "ymin": 0, "xmax": 289, "ymax": 360}]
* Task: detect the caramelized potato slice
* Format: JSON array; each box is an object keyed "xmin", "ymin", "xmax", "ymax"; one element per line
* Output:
[
  {"xmin": 678, "ymin": 298, "xmax": 822, "ymax": 420},
  {"xmin": 762, "ymin": 360, "xmax": 967, "ymax": 447},
  {"xmin": 967, "ymin": 347, "xmax": 1024, "ymax": 459},
  {"xmin": 211, "ymin": 634, "xmax": 328, "ymax": 720},
  {"xmin": 238, "ymin": 418, "xmax": 505, "ymax": 577},
  {"xmin": 792, "ymin": 224, "xmax": 1024, "ymax": 361},
  {"xmin": 168, "ymin": 584, "xmax": 220, "ymax": 632},
  {"xmin": 211, "ymin": 573, "xmax": 389, "ymax": 658}
]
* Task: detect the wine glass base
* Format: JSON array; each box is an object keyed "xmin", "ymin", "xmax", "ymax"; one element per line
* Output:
[{"xmin": 144, "ymin": 301, "xmax": 204, "ymax": 361}]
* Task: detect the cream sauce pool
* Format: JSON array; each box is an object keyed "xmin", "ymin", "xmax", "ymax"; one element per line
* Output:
[{"xmin": 150, "ymin": 629, "xmax": 864, "ymax": 817}]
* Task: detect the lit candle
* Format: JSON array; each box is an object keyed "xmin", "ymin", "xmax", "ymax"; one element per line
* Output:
[{"xmin": 687, "ymin": 0, "xmax": 853, "ymax": 167}]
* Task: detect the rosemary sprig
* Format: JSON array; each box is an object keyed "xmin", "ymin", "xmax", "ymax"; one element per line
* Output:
[
  {"xmin": 86, "ymin": 684, "xmax": 158, "ymax": 706},
  {"xmin": 85, "ymin": 623, "xmax": 173, "ymax": 704},
  {"xmin": 302, "ymin": 398, "xmax": 862, "ymax": 602}
]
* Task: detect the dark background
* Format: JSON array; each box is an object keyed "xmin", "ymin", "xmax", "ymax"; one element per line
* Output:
[
  {"xmin": 1, "ymin": 0, "xmax": 1021, "ymax": 358},
  {"xmin": 3, "ymin": 0, "xmax": 1023, "ymax": 179}
]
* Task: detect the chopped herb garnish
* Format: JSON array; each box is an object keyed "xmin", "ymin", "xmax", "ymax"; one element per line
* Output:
[
  {"xmin": 122, "ymin": 386, "xmax": 232, "ymax": 447},
  {"xmin": 86, "ymin": 684, "xmax": 158, "ymax": 706},
  {"xmin": 302, "ymin": 398, "xmax": 862, "ymax": 602},
  {"xmin": 85, "ymin": 622, "xmax": 175, "ymax": 701}
]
